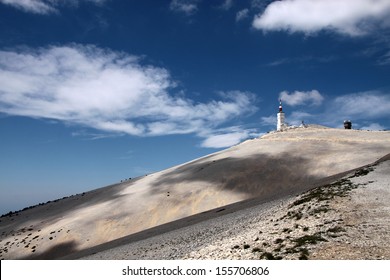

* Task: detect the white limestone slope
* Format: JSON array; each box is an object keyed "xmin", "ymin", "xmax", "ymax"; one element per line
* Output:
[{"xmin": 1, "ymin": 126, "xmax": 390, "ymax": 259}]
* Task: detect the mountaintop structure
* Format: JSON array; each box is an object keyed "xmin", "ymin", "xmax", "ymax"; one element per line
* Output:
[{"xmin": 277, "ymin": 99, "xmax": 286, "ymax": 131}]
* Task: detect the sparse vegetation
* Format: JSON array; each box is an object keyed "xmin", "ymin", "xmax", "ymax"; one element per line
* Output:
[
  {"xmin": 327, "ymin": 226, "xmax": 346, "ymax": 233},
  {"xmin": 248, "ymin": 170, "xmax": 368, "ymax": 260},
  {"xmin": 274, "ymin": 238, "xmax": 284, "ymax": 244},
  {"xmin": 289, "ymin": 176, "xmax": 362, "ymax": 211},
  {"xmin": 293, "ymin": 234, "xmax": 327, "ymax": 246},
  {"xmin": 298, "ymin": 248, "xmax": 309, "ymax": 260},
  {"xmin": 260, "ymin": 252, "xmax": 282, "ymax": 260},
  {"xmin": 350, "ymin": 167, "xmax": 374, "ymax": 178},
  {"xmin": 282, "ymin": 228, "xmax": 292, "ymax": 233}
]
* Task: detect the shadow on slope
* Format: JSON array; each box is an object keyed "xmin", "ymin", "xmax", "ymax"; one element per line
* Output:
[
  {"xmin": 49, "ymin": 154, "xmax": 390, "ymax": 259},
  {"xmin": 21, "ymin": 240, "xmax": 78, "ymax": 260},
  {"xmin": 150, "ymin": 153, "xmax": 319, "ymax": 199},
  {"xmin": 6, "ymin": 142, "xmax": 390, "ymax": 260}
]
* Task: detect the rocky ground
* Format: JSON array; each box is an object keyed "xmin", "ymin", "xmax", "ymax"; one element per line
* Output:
[
  {"xmin": 2, "ymin": 127, "xmax": 389, "ymax": 260},
  {"xmin": 80, "ymin": 159, "xmax": 390, "ymax": 260}
]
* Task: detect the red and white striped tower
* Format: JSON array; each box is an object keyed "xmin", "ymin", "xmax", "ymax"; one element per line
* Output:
[{"xmin": 277, "ymin": 99, "xmax": 285, "ymax": 131}]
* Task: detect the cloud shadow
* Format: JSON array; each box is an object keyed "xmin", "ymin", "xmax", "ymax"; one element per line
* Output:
[
  {"xmin": 150, "ymin": 152, "xmax": 322, "ymax": 200},
  {"xmin": 20, "ymin": 240, "xmax": 78, "ymax": 260}
]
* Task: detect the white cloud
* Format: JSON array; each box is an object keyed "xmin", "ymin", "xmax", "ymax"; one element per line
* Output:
[
  {"xmin": 170, "ymin": 0, "xmax": 199, "ymax": 15},
  {"xmin": 253, "ymin": 0, "xmax": 390, "ymax": 36},
  {"xmin": 201, "ymin": 133, "xmax": 245, "ymax": 148},
  {"xmin": 288, "ymin": 111, "xmax": 313, "ymax": 125},
  {"xmin": 261, "ymin": 115, "xmax": 275, "ymax": 126},
  {"xmin": 0, "ymin": 44, "xmax": 257, "ymax": 144},
  {"xmin": 251, "ymin": 0, "xmax": 266, "ymax": 10},
  {"xmin": 333, "ymin": 91, "xmax": 390, "ymax": 119},
  {"xmin": 236, "ymin": 9, "xmax": 249, "ymax": 22},
  {"xmin": 201, "ymin": 131, "xmax": 253, "ymax": 148},
  {"xmin": 262, "ymin": 111, "xmax": 314, "ymax": 128},
  {"xmin": 279, "ymin": 90, "xmax": 324, "ymax": 106},
  {"xmin": 0, "ymin": 0, "xmax": 55, "ymax": 14},
  {"xmin": 0, "ymin": 0, "xmax": 106, "ymax": 14}
]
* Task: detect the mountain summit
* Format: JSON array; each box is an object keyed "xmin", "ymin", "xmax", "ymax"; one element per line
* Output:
[{"xmin": 1, "ymin": 125, "xmax": 390, "ymax": 259}]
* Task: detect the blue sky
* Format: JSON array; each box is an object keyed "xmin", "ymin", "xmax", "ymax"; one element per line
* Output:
[{"xmin": 1, "ymin": 0, "xmax": 390, "ymax": 214}]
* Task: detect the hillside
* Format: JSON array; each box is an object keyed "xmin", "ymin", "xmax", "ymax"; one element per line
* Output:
[
  {"xmin": 1, "ymin": 125, "xmax": 390, "ymax": 259},
  {"xmin": 79, "ymin": 158, "xmax": 390, "ymax": 260}
]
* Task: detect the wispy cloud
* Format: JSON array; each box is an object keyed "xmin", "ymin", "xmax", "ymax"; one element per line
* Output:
[
  {"xmin": 262, "ymin": 111, "xmax": 314, "ymax": 128},
  {"xmin": 200, "ymin": 126, "xmax": 258, "ymax": 148},
  {"xmin": 378, "ymin": 50, "xmax": 390, "ymax": 65},
  {"xmin": 0, "ymin": 0, "xmax": 106, "ymax": 14},
  {"xmin": 170, "ymin": 0, "xmax": 200, "ymax": 16},
  {"xmin": 116, "ymin": 150, "xmax": 134, "ymax": 160},
  {"xmin": 279, "ymin": 90, "xmax": 324, "ymax": 106},
  {"xmin": 0, "ymin": 44, "xmax": 257, "ymax": 147},
  {"xmin": 290, "ymin": 110, "xmax": 313, "ymax": 122},
  {"xmin": 71, "ymin": 130, "xmax": 123, "ymax": 140},
  {"xmin": 0, "ymin": 0, "xmax": 55, "ymax": 14},
  {"xmin": 267, "ymin": 55, "xmax": 337, "ymax": 67},
  {"xmin": 332, "ymin": 91, "xmax": 390, "ymax": 120},
  {"xmin": 353, "ymin": 36, "xmax": 390, "ymax": 66},
  {"xmin": 219, "ymin": 0, "xmax": 233, "ymax": 11},
  {"xmin": 236, "ymin": 9, "xmax": 249, "ymax": 22},
  {"xmin": 261, "ymin": 115, "xmax": 275, "ymax": 127},
  {"xmin": 201, "ymin": 132, "xmax": 249, "ymax": 148},
  {"xmin": 253, "ymin": 0, "xmax": 390, "ymax": 36},
  {"xmin": 250, "ymin": 0, "xmax": 267, "ymax": 10}
]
